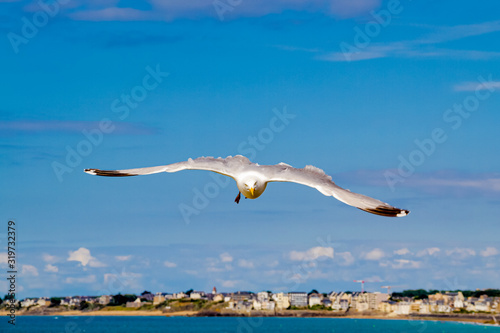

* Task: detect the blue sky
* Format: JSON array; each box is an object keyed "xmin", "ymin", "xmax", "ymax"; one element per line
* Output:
[{"xmin": 1, "ymin": 0, "xmax": 499, "ymax": 298}]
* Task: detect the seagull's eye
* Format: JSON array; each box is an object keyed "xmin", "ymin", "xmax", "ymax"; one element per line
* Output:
[{"xmin": 244, "ymin": 184, "xmax": 248, "ymax": 187}]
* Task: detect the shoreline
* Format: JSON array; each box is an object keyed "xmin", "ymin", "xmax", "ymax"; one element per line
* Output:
[{"xmin": 2, "ymin": 309, "xmax": 499, "ymax": 326}]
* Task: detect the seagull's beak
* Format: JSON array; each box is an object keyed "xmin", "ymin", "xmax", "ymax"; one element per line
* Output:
[{"xmin": 250, "ymin": 187, "xmax": 255, "ymax": 196}]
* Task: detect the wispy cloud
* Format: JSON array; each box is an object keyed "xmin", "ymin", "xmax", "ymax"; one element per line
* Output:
[
  {"xmin": 65, "ymin": 275, "xmax": 96, "ymax": 284},
  {"xmin": 238, "ymin": 259, "xmax": 255, "ymax": 269},
  {"xmin": 23, "ymin": 0, "xmax": 381, "ymax": 22},
  {"xmin": 418, "ymin": 21, "xmax": 500, "ymax": 44},
  {"xmin": 0, "ymin": 120, "xmax": 157, "ymax": 135},
  {"xmin": 221, "ymin": 279, "xmax": 240, "ymax": 288},
  {"xmin": 318, "ymin": 20, "xmax": 500, "ymax": 62},
  {"xmin": 336, "ymin": 169, "xmax": 500, "ymax": 198},
  {"xmin": 69, "ymin": 7, "xmax": 152, "ymax": 21},
  {"xmin": 454, "ymin": 80, "xmax": 500, "ymax": 92},
  {"xmin": 320, "ymin": 44, "xmax": 500, "ymax": 62},
  {"xmin": 403, "ymin": 173, "xmax": 500, "ymax": 197}
]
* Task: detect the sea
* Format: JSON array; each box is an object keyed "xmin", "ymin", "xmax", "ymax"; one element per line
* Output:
[{"xmin": 1, "ymin": 316, "xmax": 499, "ymax": 333}]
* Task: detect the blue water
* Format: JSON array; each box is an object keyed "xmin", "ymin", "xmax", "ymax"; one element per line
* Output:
[{"xmin": 1, "ymin": 316, "xmax": 498, "ymax": 333}]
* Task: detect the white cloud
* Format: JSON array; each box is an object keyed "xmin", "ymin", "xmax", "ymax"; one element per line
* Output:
[
  {"xmin": 238, "ymin": 259, "xmax": 254, "ymax": 269},
  {"xmin": 267, "ymin": 260, "xmax": 279, "ymax": 268},
  {"xmin": 164, "ymin": 261, "xmax": 177, "ymax": 268},
  {"xmin": 103, "ymin": 271, "xmax": 142, "ymax": 290},
  {"xmin": 0, "ymin": 253, "xmax": 7, "ymax": 264},
  {"xmin": 68, "ymin": 0, "xmax": 381, "ymax": 22},
  {"xmin": 65, "ymin": 275, "xmax": 96, "ymax": 284},
  {"xmin": 289, "ymin": 246, "xmax": 334, "ymax": 261},
  {"xmin": 365, "ymin": 275, "xmax": 383, "ymax": 283},
  {"xmin": 336, "ymin": 251, "xmax": 355, "ymax": 266},
  {"xmin": 362, "ymin": 248, "xmax": 385, "ymax": 261},
  {"xmin": 422, "ymin": 21, "xmax": 500, "ymax": 44},
  {"xmin": 42, "ymin": 253, "xmax": 58, "ymax": 263},
  {"xmin": 220, "ymin": 252, "xmax": 233, "ymax": 263},
  {"xmin": 70, "ymin": 7, "xmax": 151, "ymax": 21},
  {"xmin": 416, "ymin": 247, "xmax": 441, "ymax": 257},
  {"xmin": 207, "ymin": 266, "xmax": 225, "ymax": 273},
  {"xmin": 115, "ymin": 255, "xmax": 132, "ymax": 261},
  {"xmin": 454, "ymin": 80, "xmax": 500, "ymax": 92},
  {"xmin": 381, "ymin": 259, "xmax": 421, "ymax": 269},
  {"xmin": 328, "ymin": 0, "xmax": 380, "ymax": 18},
  {"xmin": 22, "ymin": 264, "xmax": 39, "ymax": 276},
  {"xmin": 319, "ymin": 43, "xmax": 404, "ymax": 62},
  {"xmin": 394, "ymin": 248, "xmax": 410, "ymax": 256},
  {"xmin": 67, "ymin": 247, "xmax": 106, "ymax": 267},
  {"xmin": 445, "ymin": 248, "xmax": 476, "ymax": 259},
  {"xmin": 480, "ymin": 247, "xmax": 499, "ymax": 257},
  {"xmin": 221, "ymin": 280, "xmax": 239, "ymax": 288},
  {"xmin": 320, "ymin": 21, "xmax": 500, "ymax": 63},
  {"xmin": 44, "ymin": 264, "xmax": 58, "ymax": 273},
  {"xmin": 68, "ymin": 247, "xmax": 92, "ymax": 266}
]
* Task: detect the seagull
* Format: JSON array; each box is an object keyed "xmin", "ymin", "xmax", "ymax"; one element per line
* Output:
[{"xmin": 84, "ymin": 155, "xmax": 409, "ymax": 217}]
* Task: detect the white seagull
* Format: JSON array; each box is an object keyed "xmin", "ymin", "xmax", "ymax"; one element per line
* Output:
[{"xmin": 84, "ymin": 155, "xmax": 409, "ymax": 217}]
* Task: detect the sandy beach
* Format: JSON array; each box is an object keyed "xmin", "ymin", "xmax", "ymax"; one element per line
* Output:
[{"xmin": 0, "ymin": 310, "xmax": 197, "ymax": 317}]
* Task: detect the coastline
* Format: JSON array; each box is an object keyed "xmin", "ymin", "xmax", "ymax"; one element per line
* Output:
[{"xmin": 2, "ymin": 309, "xmax": 499, "ymax": 326}]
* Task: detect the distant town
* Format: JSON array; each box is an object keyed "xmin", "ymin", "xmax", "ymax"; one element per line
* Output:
[{"xmin": 2, "ymin": 287, "xmax": 500, "ymax": 319}]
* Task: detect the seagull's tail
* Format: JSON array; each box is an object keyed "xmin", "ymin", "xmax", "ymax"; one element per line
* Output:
[{"xmin": 359, "ymin": 206, "xmax": 410, "ymax": 217}]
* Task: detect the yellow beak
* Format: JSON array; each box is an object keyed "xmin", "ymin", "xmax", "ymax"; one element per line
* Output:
[{"xmin": 250, "ymin": 187, "xmax": 255, "ymax": 196}]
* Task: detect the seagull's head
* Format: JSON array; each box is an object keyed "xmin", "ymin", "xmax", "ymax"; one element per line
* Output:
[{"xmin": 238, "ymin": 176, "xmax": 267, "ymax": 199}]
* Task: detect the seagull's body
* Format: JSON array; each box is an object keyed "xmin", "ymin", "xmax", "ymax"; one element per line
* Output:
[{"xmin": 84, "ymin": 155, "xmax": 409, "ymax": 217}]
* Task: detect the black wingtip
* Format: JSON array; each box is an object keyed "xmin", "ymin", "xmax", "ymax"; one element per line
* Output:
[
  {"xmin": 361, "ymin": 206, "xmax": 410, "ymax": 217},
  {"xmin": 84, "ymin": 169, "xmax": 136, "ymax": 177}
]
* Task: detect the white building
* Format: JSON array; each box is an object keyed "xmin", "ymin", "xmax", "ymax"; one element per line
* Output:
[
  {"xmin": 395, "ymin": 301, "xmax": 411, "ymax": 315},
  {"xmin": 190, "ymin": 291, "xmax": 205, "ymax": 300},
  {"xmin": 99, "ymin": 295, "xmax": 113, "ymax": 305},
  {"xmin": 21, "ymin": 298, "xmax": 37, "ymax": 307},
  {"xmin": 37, "ymin": 297, "xmax": 51, "ymax": 306},
  {"xmin": 274, "ymin": 293, "xmax": 290, "ymax": 310},
  {"xmin": 257, "ymin": 291, "xmax": 270, "ymax": 303}
]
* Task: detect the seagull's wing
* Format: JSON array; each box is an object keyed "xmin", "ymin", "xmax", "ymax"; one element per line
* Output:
[
  {"xmin": 84, "ymin": 156, "xmax": 251, "ymax": 179},
  {"xmin": 264, "ymin": 163, "xmax": 409, "ymax": 217}
]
